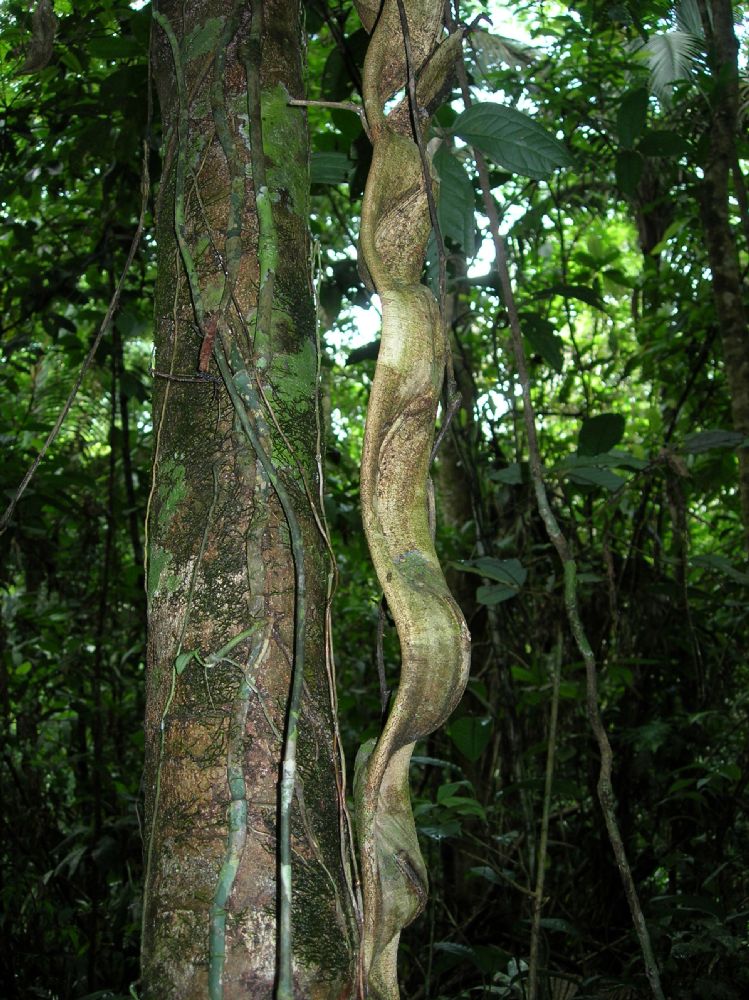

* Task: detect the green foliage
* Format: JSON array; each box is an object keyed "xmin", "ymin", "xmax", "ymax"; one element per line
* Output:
[
  {"xmin": 0, "ymin": 0, "xmax": 151, "ymax": 994},
  {"xmin": 452, "ymin": 102, "xmax": 572, "ymax": 180},
  {"xmin": 2, "ymin": 0, "xmax": 748, "ymax": 997}
]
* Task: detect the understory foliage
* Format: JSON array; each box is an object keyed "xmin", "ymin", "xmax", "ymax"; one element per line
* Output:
[{"xmin": 1, "ymin": 1, "xmax": 747, "ymax": 998}]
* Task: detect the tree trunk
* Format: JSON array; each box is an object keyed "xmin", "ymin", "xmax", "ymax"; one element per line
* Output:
[
  {"xmin": 698, "ymin": 0, "xmax": 749, "ymax": 544},
  {"xmin": 143, "ymin": 2, "xmax": 357, "ymax": 996}
]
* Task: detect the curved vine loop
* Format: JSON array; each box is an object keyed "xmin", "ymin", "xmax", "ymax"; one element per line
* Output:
[{"xmin": 353, "ymin": 2, "xmax": 470, "ymax": 996}]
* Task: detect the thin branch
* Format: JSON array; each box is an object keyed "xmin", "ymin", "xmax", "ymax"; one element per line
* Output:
[
  {"xmin": 528, "ymin": 632, "xmax": 562, "ymax": 1000},
  {"xmin": 288, "ymin": 97, "xmax": 371, "ymax": 139}
]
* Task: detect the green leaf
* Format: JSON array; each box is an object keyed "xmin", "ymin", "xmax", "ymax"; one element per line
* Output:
[
  {"xmin": 468, "ymin": 29, "xmax": 536, "ymax": 77},
  {"xmin": 641, "ymin": 30, "xmax": 700, "ymax": 103},
  {"xmin": 87, "ymin": 36, "xmax": 143, "ymax": 61},
  {"xmin": 476, "ymin": 583, "xmax": 521, "ymax": 605},
  {"xmin": 534, "ymin": 283, "xmax": 606, "ymax": 311},
  {"xmin": 683, "ymin": 429, "xmax": 744, "ymax": 453},
  {"xmin": 438, "ymin": 796, "xmax": 487, "ymax": 820},
  {"xmin": 447, "ymin": 716, "xmax": 493, "ymax": 762},
  {"xmin": 310, "ymin": 151, "xmax": 353, "ymax": 185},
  {"xmin": 455, "ymin": 557, "xmax": 527, "ymax": 590},
  {"xmin": 489, "ymin": 463, "xmax": 523, "ymax": 484},
  {"xmin": 434, "ymin": 146, "xmax": 475, "ymax": 253},
  {"xmin": 452, "ymin": 103, "xmax": 572, "ymax": 180},
  {"xmin": 418, "ymin": 819, "xmax": 462, "ymax": 840},
  {"xmin": 523, "ymin": 314, "xmax": 564, "ymax": 372},
  {"xmin": 566, "ymin": 465, "xmax": 626, "ymax": 491},
  {"xmin": 468, "ymin": 865, "xmax": 502, "ymax": 884},
  {"xmin": 433, "ymin": 941, "xmax": 476, "ymax": 959},
  {"xmin": 175, "ymin": 651, "xmax": 197, "ymax": 675},
  {"xmin": 182, "ymin": 18, "xmax": 223, "ymax": 61},
  {"xmin": 617, "ymin": 88, "xmax": 649, "ymax": 149},
  {"xmin": 690, "ymin": 554, "xmax": 749, "ymax": 585},
  {"xmin": 639, "ymin": 129, "xmax": 689, "ymax": 157},
  {"xmin": 437, "ymin": 780, "xmax": 472, "ymax": 803},
  {"xmin": 616, "ymin": 149, "xmax": 644, "ymax": 195},
  {"xmin": 578, "ymin": 413, "xmax": 626, "ymax": 456}
]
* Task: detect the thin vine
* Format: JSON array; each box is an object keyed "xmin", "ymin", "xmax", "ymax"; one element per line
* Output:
[{"xmin": 450, "ymin": 10, "xmax": 666, "ymax": 997}]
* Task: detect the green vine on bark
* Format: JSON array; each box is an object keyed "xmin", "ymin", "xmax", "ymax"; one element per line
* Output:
[{"xmin": 353, "ymin": 2, "xmax": 470, "ymax": 996}]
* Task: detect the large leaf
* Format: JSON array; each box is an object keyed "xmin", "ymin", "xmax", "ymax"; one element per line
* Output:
[
  {"xmin": 639, "ymin": 129, "xmax": 689, "ymax": 157},
  {"xmin": 468, "ymin": 30, "xmax": 536, "ymax": 74},
  {"xmin": 452, "ymin": 103, "xmax": 572, "ymax": 180},
  {"xmin": 683, "ymin": 429, "xmax": 744, "ymax": 453},
  {"xmin": 434, "ymin": 146, "xmax": 475, "ymax": 253},
  {"xmin": 534, "ymin": 283, "xmax": 606, "ymax": 310},
  {"xmin": 456, "ymin": 556, "xmax": 527, "ymax": 605},
  {"xmin": 690, "ymin": 554, "xmax": 749, "ymax": 585},
  {"xmin": 616, "ymin": 149, "xmax": 644, "ymax": 195},
  {"xmin": 310, "ymin": 151, "xmax": 353, "ymax": 185},
  {"xmin": 565, "ymin": 464, "xmax": 626, "ymax": 491},
  {"xmin": 578, "ymin": 413, "xmax": 626, "ymax": 455},
  {"xmin": 455, "ymin": 556, "xmax": 527, "ymax": 587},
  {"xmin": 617, "ymin": 88, "xmax": 649, "ymax": 149},
  {"xmin": 522, "ymin": 314, "xmax": 564, "ymax": 372},
  {"xmin": 447, "ymin": 716, "xmax": 493, "ymax": 762},
  {"xmin": 640, "ymin": 30, "xmax": 700, "ymax": 103}
]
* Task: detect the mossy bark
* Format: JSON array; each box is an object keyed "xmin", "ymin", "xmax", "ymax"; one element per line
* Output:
[
  {"xmin": 697, "ymin": 0, "xmax": 749, "ymax": 546},
  {"xmin": 144, "ymin": 2, "xmax": 356, "ymax": 996}
]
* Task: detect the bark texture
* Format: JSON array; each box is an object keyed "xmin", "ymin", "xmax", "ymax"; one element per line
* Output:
[
  {"xmin": 698, "ymin": 0, "xmax": 749, "ymax": 544},
  {"xmin": 354, "ymin": 3, "xmax": 470, "ymax": 997},
  {"xmin": 144, "ymin": 2, "xmax": 356, "ymax": 996}
]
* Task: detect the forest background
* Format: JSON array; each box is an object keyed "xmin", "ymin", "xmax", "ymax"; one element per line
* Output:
[{"xmin": 1, "ymin": 0, "xmax": 748, "ymax": 998}]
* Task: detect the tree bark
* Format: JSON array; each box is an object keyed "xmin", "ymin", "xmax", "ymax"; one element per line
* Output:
[
  {"xmin": 143, "ymin": 2, "xmax": 357, "ymax": 996},
  {"xmin": 698, "ymin": 0, "xmax": 749, "ymax": 544}
]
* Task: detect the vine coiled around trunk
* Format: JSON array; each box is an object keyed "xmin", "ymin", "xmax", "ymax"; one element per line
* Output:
[{"xmin": 353, "ymin": 2, "xmax": 470, "ymax": 997}]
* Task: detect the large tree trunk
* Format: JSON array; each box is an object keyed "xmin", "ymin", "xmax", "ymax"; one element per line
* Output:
[
  {"xmin": 143, "ymin": 2, "xmax": 357, "ymax": 996},
  {"xmin": 698, "ymin": 0, "xmax": 749, "ymax": 544}
]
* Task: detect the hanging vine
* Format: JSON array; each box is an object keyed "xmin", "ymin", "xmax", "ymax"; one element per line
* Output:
[{"xmin": 353, "ymin": 2, "xmax": 470, "ymax": 996}]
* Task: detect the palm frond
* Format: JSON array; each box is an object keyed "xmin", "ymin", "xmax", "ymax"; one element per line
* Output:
[
  {"xmin": 641, "ymin": 29, "xmax": 701, "ymax": 103},
  {"xmin": 675, "ymin": 0, "xmax": 705, "ymax": 37}
]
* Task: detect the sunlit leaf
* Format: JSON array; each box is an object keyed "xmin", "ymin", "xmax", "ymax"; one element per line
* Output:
[
  {"xmin": 452, "ymin": 103, "xmax": 572, "ymax": 180},
  {"xmin": 640, "ymin": 30, "xmax": 700, "ymax": 103},
  {"xmin": 434, "ymin": 146, "xmax": 475, "ymax": 253}
]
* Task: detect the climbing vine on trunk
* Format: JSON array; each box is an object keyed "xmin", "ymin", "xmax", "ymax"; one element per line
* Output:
[{"xmin": 353, "ymin": 2, "xmax": 470, "ymax": 996}]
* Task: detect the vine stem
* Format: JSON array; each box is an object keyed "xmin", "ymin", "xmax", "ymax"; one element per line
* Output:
[
  {"xmin": 241, "ymin": 6, "xmax": 307, "ymax": 993},
  {"xmin": 394, "ymin": 0, "xmax": 461, "ymax": 453},
  {"xmin": 449, "ymin": 11, "xmax": 666, "ymax": 999},
  {"xmin": 528, "ymin": 632, "xmax": 562, "ymax": 1000}
]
